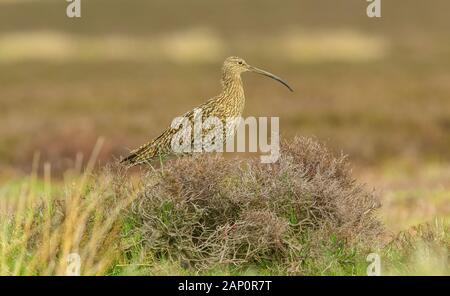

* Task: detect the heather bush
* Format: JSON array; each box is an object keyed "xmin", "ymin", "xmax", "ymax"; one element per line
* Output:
[{"xmin": 129, "ymin": 136, "xmax": 383, "ymax": 273}]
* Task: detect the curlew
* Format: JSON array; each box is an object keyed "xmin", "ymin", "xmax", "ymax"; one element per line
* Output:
[{"xmin": 121, "ymin": 56, "xmax": 293, "ymax": 166}]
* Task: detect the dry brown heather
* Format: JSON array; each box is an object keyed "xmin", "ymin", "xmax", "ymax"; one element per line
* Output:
[{"xmin": 131, "ymin": 136, "xmax": 383, "ymax": 271}]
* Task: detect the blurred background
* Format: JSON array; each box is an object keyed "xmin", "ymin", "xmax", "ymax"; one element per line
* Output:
[{"xmin": 0, "ymin": 0, "xmax": 449, "ymax": 231}]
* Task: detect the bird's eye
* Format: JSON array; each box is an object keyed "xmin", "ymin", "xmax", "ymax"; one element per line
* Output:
[{"xmin": 238, "ymin": 61, "xmax": 243, "ymax": 65}]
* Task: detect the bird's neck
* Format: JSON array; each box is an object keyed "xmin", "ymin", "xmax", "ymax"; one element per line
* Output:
[{"xmin": 221, "ymin": 72, "xmax": 245, "ymax": 101}]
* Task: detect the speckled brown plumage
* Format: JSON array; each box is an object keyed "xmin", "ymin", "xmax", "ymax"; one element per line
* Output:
[{"xmin": 121, "ymin": 56, "xmax": 292, "ymax": 166}]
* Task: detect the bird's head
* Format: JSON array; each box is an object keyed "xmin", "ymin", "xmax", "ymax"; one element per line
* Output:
[{"xmin": 222, "ymin": 56, "xmax": 293, "ymax": 92}]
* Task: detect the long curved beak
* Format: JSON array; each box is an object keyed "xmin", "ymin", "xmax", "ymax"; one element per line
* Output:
[{"xmin": 249, "ymin": 66, "xmax": 293, "ymax": 92}]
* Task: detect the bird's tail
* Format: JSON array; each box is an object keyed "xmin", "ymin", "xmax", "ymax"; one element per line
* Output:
[
  {"xmin": 120, "ymin": 142, "xmax": 157, "ymax": 166},
  {"xmin": 119, "ymin": 151, "xmax": 140, "ymax": 166},
  {"xmin": 120, "ymin": 132, "xmax": 171, "ymax": 166}
]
